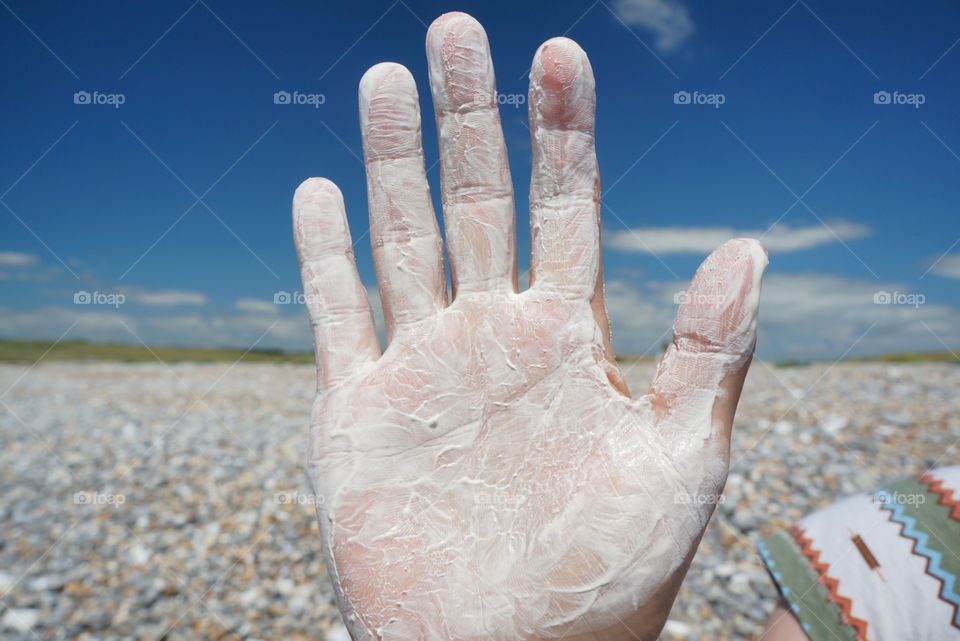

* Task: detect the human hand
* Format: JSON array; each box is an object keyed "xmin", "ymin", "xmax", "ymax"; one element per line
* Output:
[{"xmin": 292, "ymin": 12, "xmax": 767, "ymax": 641}]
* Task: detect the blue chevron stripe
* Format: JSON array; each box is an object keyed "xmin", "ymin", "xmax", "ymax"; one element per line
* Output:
[{"xmin": 878, "ymin": 489, "xmax": 960, "ymax": 626}]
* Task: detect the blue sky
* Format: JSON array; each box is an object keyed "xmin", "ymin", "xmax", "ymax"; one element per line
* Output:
[{"xmin": 1, "ymin": 0, "xmax": 959, "ymax": 360}]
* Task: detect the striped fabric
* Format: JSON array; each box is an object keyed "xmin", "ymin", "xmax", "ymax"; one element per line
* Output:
[{"xmin": 759, "ymin": 466, "xmax": 960, "ymax": 641}]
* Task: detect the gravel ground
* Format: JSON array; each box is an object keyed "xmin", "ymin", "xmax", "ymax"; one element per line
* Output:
[{"xmin": 1, "ymin": 361, "xmax": 958, "ymax": 640}]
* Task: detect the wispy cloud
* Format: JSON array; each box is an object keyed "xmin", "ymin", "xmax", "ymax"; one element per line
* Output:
[
  {"xmin": 0, "ymin": 251, "xmax": 39, "ymax": 267},
  {"xmin": 605, "ymin": 221, "xmax": 870, "ymax": 254},
  {"xmin": 0, "ymin": 306, "xmax": 310, "ymax": 350},
  {"xmin": 613, "ymin": 0, "xmax": 694, "ymax": 53},
  {"xmin": 928, "ymin": 254, "xmax": 960, "ymax": 279},
  {"xmin": 123, "ymin": 288, "xmax": 208, "ymax": 306},
  {"xmin": 1, "ymin": 271, "xmax": 954, "ymax": 360},
  {"xmin": 234, "ymin": 298, "xmax": 278, "ymax": 314},
  {"xmin": 604, "ymin": 272, "xmax": 958, "ymax": 359}
]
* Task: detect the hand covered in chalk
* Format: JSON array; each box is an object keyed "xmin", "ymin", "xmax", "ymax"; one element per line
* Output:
[{"xmin": 292, "ymin": 12, "xmax": 767, "ymax": 641}]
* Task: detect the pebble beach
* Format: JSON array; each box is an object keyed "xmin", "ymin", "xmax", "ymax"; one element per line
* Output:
[{"xmin": 1, "ymin": 361, "xmax": 957, "ymax": 640}]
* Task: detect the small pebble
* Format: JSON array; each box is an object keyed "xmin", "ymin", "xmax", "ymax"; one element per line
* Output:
[{"xmin": 2, "ymin": 608, "xmax": 40, "ymax": 632}]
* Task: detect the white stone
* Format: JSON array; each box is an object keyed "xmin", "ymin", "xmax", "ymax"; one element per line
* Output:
[
  {"xmin": 2, "ymin": 609, "xmax": 40, "ymax": 632},
  {"xmin": 663, "ymin": 619, "xmax": 693, "ymax": 638}
]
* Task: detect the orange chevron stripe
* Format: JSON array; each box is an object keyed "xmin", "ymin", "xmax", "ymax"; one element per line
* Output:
[
  {"xmin": 920, "ymin": 472, "xmax": 960, "ymax": 521},
  {"xmin": 790, "ymin": 524, "xmax": 869, "ymax": 640}
]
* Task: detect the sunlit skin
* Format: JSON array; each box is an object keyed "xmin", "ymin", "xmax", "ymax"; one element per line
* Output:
[{"xmin": 293, "ymin": 12, "xmax": 767, "ymax": 641}]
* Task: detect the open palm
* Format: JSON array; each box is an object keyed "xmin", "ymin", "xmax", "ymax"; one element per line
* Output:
[{"xmin": 293, "ymin": 12, "xmax": 767, "ymax": 641}]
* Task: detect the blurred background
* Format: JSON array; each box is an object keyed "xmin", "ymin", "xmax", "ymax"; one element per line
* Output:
[{"xmin": 1, "ymin": 1, "xmax": 958, "ymax": 639}]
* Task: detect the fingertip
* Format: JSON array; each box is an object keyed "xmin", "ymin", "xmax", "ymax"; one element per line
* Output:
[
  {"xmin": 534, "ymin": 37, "xmax": 592, "ymax": 77},
  {"xmin": 359, "ymin": 63, "xmax": 421, "ymax": 160},
  {"xmin": 727, "ymin": 237, "xmax": 769, "ymax": 267},
  {"xmin": 426, "ymin": 11, "xmax": 483, "ymax": 46},
  {"xmin": 426, "ymin": 11, "xmax": 487, "ymax": 61},
  {"xmin": 539, "ymin": 36, "xmax": 587, "ymax": 53},
  {"xmin": 675, "ymin": 239, "xmax": 767, "ymax": 356},
  {"xmin": 293, "ymin": 178, "xmax": 349, "ymax": 260},
  {"xmin": 294, "ymin": 177, "xmax": 342, "ymax": 211},
  {"xmin": 359, "ymin": 62, "xmax": 415, "ymax": 105},
  {"xmin": 699, "ymin": 238, "xmax": 768, "ymax": 288},
  {"xmin": 425, "ymin": 12, "xmax": 493, "ymax": 111},
  {"xmin": 530, "ymin": 37, "xmax": 595, "ymax": 130}
]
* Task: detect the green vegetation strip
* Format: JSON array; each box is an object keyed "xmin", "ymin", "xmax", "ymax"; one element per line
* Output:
[
  {"xmin": 0, "ymin": 339, "xmax": 956, "ymax": 365},
  {"xmin": 849, "ymin": 351, "xmax": 959, "ymax": 364},
  {"xmin": 0, "ymin": 339, "xmax": 315, "ymax": 364}
]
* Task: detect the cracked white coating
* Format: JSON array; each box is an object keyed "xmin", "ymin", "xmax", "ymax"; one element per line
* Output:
[{"xmin": 292, "ymin": 12, "xmax": 768, "ymax": 641}]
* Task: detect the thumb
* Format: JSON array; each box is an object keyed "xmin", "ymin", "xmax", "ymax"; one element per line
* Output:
[{"xmin": 648, "ymin": 238, "xmax": 768, "ymax": 449}]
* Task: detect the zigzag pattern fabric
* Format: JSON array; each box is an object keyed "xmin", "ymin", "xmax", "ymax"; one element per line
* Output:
[{"xmin": 760, "ymin": 466, "xmax": 960, "ymax": 641}]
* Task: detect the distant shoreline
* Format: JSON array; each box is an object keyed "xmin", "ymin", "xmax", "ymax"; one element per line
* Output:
[
  {"xmin": 0, "ymin": 338, "xmax": 315, "ymax": 364},
  {"xmin": 0, "ymin": 338, "xmax": 956, "ymax": 366}
]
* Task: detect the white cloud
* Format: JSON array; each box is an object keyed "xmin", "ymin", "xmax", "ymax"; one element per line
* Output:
[
  {"xmin": 605, "ymin": 221, "xmax": 870, "ymax": 255},
  {"xmin": 603, "ymin": 272, "xmax": 960, "ymax": 360},
  {"xmin": 0, "ymin": 251, "xmax": 39, "ymax": 267},
  {"xmin": 613, "ymin": 0, "xmax": 694, "ymax": 53},
  {"xmin": 0, "ymin": 306, "xmax": 312, "ymax": 352},
  {"xmin": 750, "ymin": 273, "xmax": 959, "ymax": 359},
  {"xmin": 140, "ymin": 312, "xmax": 310, "ymax": 347},
  {"xmin": 2, "ymin": 271, "xmax": 956, "ymax": 362},
  {"xmin": 123, "ymin": 288, "xmax": 207, "ymax": 306},
  {"xmin": 234, "ymin": 298, "xmax": 279, "ymax": 315},
  {"xmin": 928, "ymin": 254, "xmax": 960, "ymax": 279},
  {"xmin": 0, "ymin": 306, "xmax": 139, "ymax": 342},
  {"xmin": 0, "ymin": 269, "xmax": 54, "ymax": 282}
]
